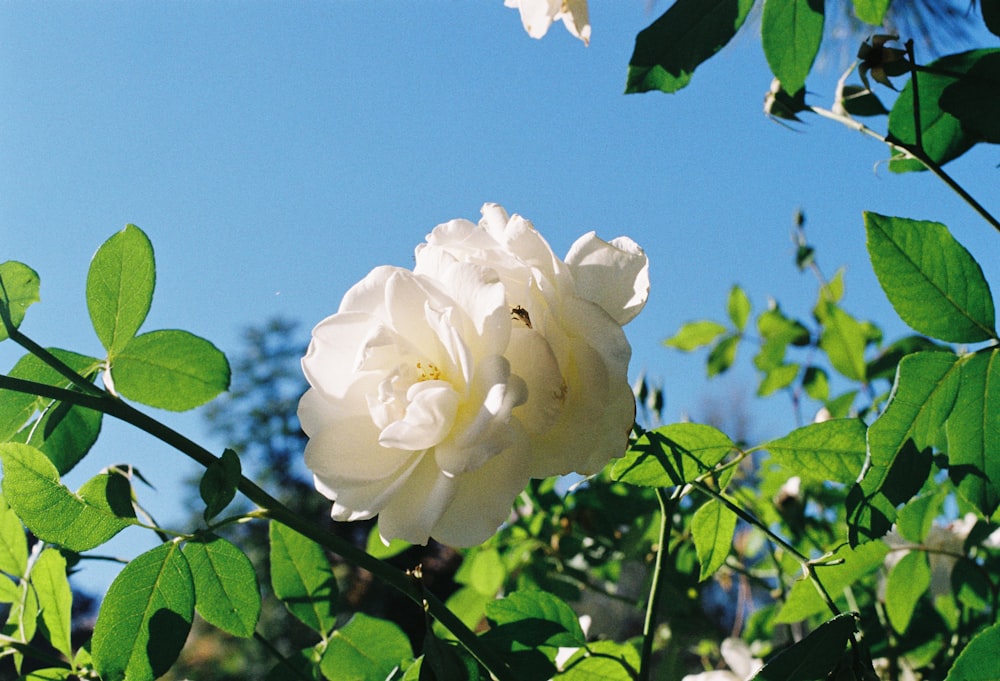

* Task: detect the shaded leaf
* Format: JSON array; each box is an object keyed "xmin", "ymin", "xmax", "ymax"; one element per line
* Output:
[
  {"xmin": 838, "ymin": 84, "xmax": 889, "ymax": 117},
  {"xmin": 888, "ymin": 50, "xmax": 998, "ymax": 172},
  {"xmin": 776, "ymin": 543, "xmax": 888, "ymax": 623},
  {"xmin": 626, "ymin": 0, "xmax": 755, "ymax": 94},
  {"xmin": 762, "ymin": 0, "xmax": 825, "ymax": 95},
  {"xmin": 111, "ymin": 329, "xmax": 231, "ymax": 411},
  {"xmin": 320, "ymin": 613, "xmax": 411, "ymax": 681},
  {"xmin": 560, "ymin": 640, "xmax": 640, "ymax": 680},
  {"xmin": 366, "ymin": 524, "xmax": 411, "ymax": 560},
  {"xmin": 0, "ymin": 443, "xmax": 134, "ymax": 552},
  {"xmin": 763, "ymin": 419, "xmax": 867, "ymax": 485},
  {"xmin": 885, "ymin": 551, "xmax": 931, "ymax": 633},
  {"xmin": 86, "ymin": 224, "xmax": 155, "ymax": 356},
  {"xmin": 269, "ymin": 521, "xmax": 337, "ymax": 635},
  {"xmin": 983, "ymin": 0, "xmax": 1000, "ymax": 38},
  {"xmin": 0, "ymin": 261, "xmax": 41, "ymax": 342},
  {"xmin": 611, "ymin": 423, "xmax": 735, "ymax": 488},
  {"xmin": 945, "ymin": 350, "xmax": 1000, "ymax": 516},
  {"xmin": 183, "ymin": 534, "xmax": 260, "ymax": 638},
  {"xmin": 753, "ymin": 613, "xmax": 856, "ymax": 680},
  {"xmin": 865, "ymin": 213, "xmax": 996, "ymax": 342},
  {"xmin": 708, "ymin": 334, "xmax": 740, "ymax": 377},
  {"xmin": 91, "ymin": 542, "xmax": 194, "ymax": 681},
  {"xmin": 199, "ymin": 448, "xmax": 241, "ymax": 522},
  {"xmin": 692, "ymin": 498, "xmax": 737, "ymax": 580},
  {"xmin": 940, "ymin": 52, "xmax": 1000, "ymax": 143}
]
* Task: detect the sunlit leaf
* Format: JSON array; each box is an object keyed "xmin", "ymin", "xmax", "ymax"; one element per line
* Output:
[
  {"xmin": 895, "ymin": 491, "xmax": 945, "ymax": 543},
  {"xmin": 888, "ymin": 50, "xmax": 999, "ymax": 172},
  {"xmin": 817, "ymin": 303, "xmax": 870, "ymax": 382},
  {"xmin": 86, "ymin": 224, "xmax": 155, "ymax": 356},
  {"xmin": 776, "ymin": 542, "xmax": 888, "ymax": 622},
  {"xmin": 945, "ymin": 350, "xmax": 1000, "ymax": 516},
  {"xmin": 664, "ymin": 320, "xmax": 727, "ymax": 351},
  {"xmin": 867, "ymin": 335, "xmax": 948, "ymax": 382},
  {"xmin": 851, "ymin": 0, "xmax": 891, "ymax": 25},
  {"xmin": 611, "ymin": 423, "xmax": 735, "ymax": 488},
  {"xmin": 763, "ymin": 419, "xmax": 867, "ymax": 485},
  {"xmin": 0, "ymin": 443, "xmax": 134, "ymax": 552},
  {"xmin": 752, "ymin": 613, "xmax": 856, "ymax": 680},
  {"xmin": 849, "ymin": 352, "xmax": 959, "ymax": 545},
  {"xmin": 692, "ymin": 498, "xmax": 737, "ymax": 580},
  {"xmin": 32, "ymin": 548, "xmax": 74, "ymax": 660},
  {"xmin": 944, "ymin": 621, "xmax": 1000, "ymax": 681},
  {"xmin": 762, "ymin": 0, "xmax": 824, "ymax": 95},
  {"xmin": 560, "ymin": 640, "xmax": 640, "ymax": 680},
  {"xmin": 183, "ymin": 534, "xmax": 260, "ymax": 638},
  {"xmin": 366, "ymin": 524, "xmax": 411, "ymax": 560},
  {"xmin": 758, "ymin": 363, "xmax": 799, "ymax": 396},
  {"xmin": 0, "ymin": 261, "xmax": 41, "ymax": 342},
  {"xmin": 111, "ymin": 329, "xmax": 230, "ymax": 411},
  {"xmin": 269, "ymin": 521, "xmax": 338, "ymax": 635},
  {"xmin": 0, "ymin": 504, "xmax": 28, "ymax": 579},
  {"xmin": 885, "ymin": 551, "xmax": 931, "ymax": 634},
  {"xmin": 320, "ymin": 613, "xmax": 411, "ymax": 681},
  {"xmin": 727, "ymin": 285, "xmax": 751, "ymax": 331},
  {"xmin": 626, "ymin": 0, "xmax": 755, "ymax": 94},
  {"xmin": 865, "ymin": 213, "xmax": 996, "ymax": 343},
  {"xmin": 92, "ymin": 542, "xmax": 194, "ymax": 681}
]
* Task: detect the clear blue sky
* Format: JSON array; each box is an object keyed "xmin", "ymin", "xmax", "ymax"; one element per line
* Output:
[{"xmin": 2, "ymin": 2, "xmax": 998, "ymax": 594}]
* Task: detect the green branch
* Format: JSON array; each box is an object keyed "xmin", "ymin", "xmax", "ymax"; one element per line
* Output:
[{"xmin": 638, "ymin": 488, "xmax": 676, "ymax": 681}]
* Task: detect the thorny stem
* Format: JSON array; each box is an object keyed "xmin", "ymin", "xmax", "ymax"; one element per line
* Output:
[
  {"xmin": 0, "ymin": 370, "xmax": 516, "ymax": 681},
  {"xmin": 638, "ymin": 487, "xmax": 677, "ymax": 681}
]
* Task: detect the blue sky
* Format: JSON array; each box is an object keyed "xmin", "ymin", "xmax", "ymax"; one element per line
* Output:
[{"xmin": 2, "ymin": 2, "xmax": 998, "ymax": 594}]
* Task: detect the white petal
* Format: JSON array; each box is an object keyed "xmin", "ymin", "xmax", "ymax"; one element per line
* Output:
[
  {"xmin": 377, "ymin": 455, "xmax": 457, "ymax": 545},
  {"xmin": 302, "ymin": 311, "xmax": 379, "ymax": 400},
  {"xmin": 304, "ymin": 415, "xmax": 414, "ymax": 484},
  {"xmin": 565, "ymin": 232, "xmax": 649, "ymax": 325},
  {"xmin": 506, "ymin": 326, "xmax": 565, "ymax": 435},
  {"xmin": 378, "ymin": 380, "xmax": 460, "ymax": 450}
]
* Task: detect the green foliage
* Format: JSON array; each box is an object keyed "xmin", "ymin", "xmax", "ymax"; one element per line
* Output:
[
  {"xmin": 945, "ymin": 622, "xmax": 1000, "ymax": 681},
  {"xmin": 183, "ymin": 533, "xmax": 261, "ymax": 638},
  {"xmin": 762, "ymin": 419, "xmax": 867, "ymax": 485},
  {"xmin": 761, "ymin": 0, "xmax": 824, "ymax": 96},
  {"xmin": 752, "ymin": 613, "xmax": 856, "ymax": 680},
  {"xmin": 691, "ymin": 498, "xmax": 738, "ymax": 580},
  {"xmin": 200, "ymin": 447, "xmax": 242, "ymax": 521},
  {"xmin": 885, "ymin": 551, "xmax": 931, "ymax": 633},
  {"xmin": 92, "ymin": 541, "xmax": 195, "ymax": 681},
  {"xmin": 269, "ymin": 520, "xmax": 339, "ymax": 636},
  {"xmin": 32, "ymin": 548, "xmax": 74, "ymax": 661},
  {"xmin": 0, "ymin": 443, "xmax": 135, "ymax": 552},
  {"xmin": 320, "ymin": 613, "xmax": 411, "ymax": 681},
  {"xmin": 611, "ymin": 423, "xmax": 735, "ymax": 487},
  {"xmin": 0, "ymin": 261, "xmax": 40, "ymax": 341}
]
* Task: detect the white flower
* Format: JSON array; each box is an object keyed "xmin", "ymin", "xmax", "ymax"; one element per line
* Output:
[
  {"xmin": 682, "ymin": 638, "xmax": 763, "ymax": 681},
  {"xmin": 299, "ymin": 204, "xmax": 648, "ymax": 547},
  {"xmin": 299, "ymin": 264, "xmax": 534, "ymax": 547},
  {"xmin": 504, "ymin": 0, "xmax": 591, "ymax": 45},
  {"xmin": 414, "ymin": 203, "xmax": 649, "ymax": 477}
]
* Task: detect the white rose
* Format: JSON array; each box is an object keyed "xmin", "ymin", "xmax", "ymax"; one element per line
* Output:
[
  {"xmin": 298, "ymin": 262, "xmax": 535, "ymax": 547},
  {"xmin": 504, "ymin": 0, "xmax": 591, "ymax": 45},
  {"xmin": 414, "ymin": 203, "xmax": 649, "ymax": 477}
]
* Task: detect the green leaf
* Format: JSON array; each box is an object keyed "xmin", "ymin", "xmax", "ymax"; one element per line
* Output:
[
  {"xmin": 888, "ymin": 50, "xmax": 998, "ymax": 172},
  {"xmin": 32, "ymin": 548, "xmax": 73, "ymax": 660},
  {"xmin": 366, "ymin": 524, "xmax": 411, "ymax": 560},
  {"xmin": 665, "ymin": 320, "xmax": 728, "ymax": 351},
  {"xmin": 776, "ymin": 542, "xmax": 888, "ymax": 623},
  {"xmin": 945, "ymin": 350, "xmax": 1000, "ymax": 516},
  {"xmin": 761, "ymin": 0, "xmax": 825, "ymax": 95},
  {"xmin": 0, "ymin": 443, "xmax": 134, "ymax": 552},
  {"xmin": 763, "ymin": 419, "xmax": 867, "ymax": 485},
  {"xmin": 560, "ymin": 640, "xmax": 640, "ymax": 680},
  {"xmin": 0, "ymin": 262, "xmax": 41, "ymax": 342},
  {"xmin": 111, "ymin": 329, "xmax": 231, "ymax": 411},
  {"xmin": 707, "ymin": 334, "xmax": 739, "ymax": 377},
  {"xmin": 817, "ymin": 303, "xmax": 870, "ymax": 382},
  {"xmin": 727, "ymin": 285, "xmax": 751, "ymax": 331},
  {"xmin": 0, "ymin": 505, "xmax": 28, "ymax": 579},
  {"xmin": 838, "ymin": 84, "xmax": 889, "ymax": 117},
  {"xmin": 91, "ymin": 542, "xmax": 195, "ymax": 681},
  {"xmin": 940, "ymin": 52, "xmax": 1000, "ymax": 144},
  {"xmin": 626, "ymin": 0, "xmax": 755, "ymax": 94},
  {"xmin": 802, "ymin": 366, "xmax": 829, "ymax": 401},
  {"xmin": 752, "ymin": 613, "xmax": 856, "ymax": 680},
  {"xmin": 758, "ymin": 363, "xmax": 800, "ymax": 396},
  {"xmin": 849, "ymin": 352, "xmax": 959, "ymax": 544},
  {"xmin": 865, "ymin": 213, "xmax": 996, "ymax": 342},
  {"xmin": 944, "ymin": 621, "xmax": 1000, "ymax": 681},
  {"xmin": 867, "ymin": 335, "xmax": 948, "ymax": 382},
  {"xmin": 983, "ymin": 0, "xmax": 1000, "ymax": 38},
  {"xmin": 460, "ymin": 547, "xmax": 506, "ymax": 596},
  {"xmin": 896, "ymin": 492, "xmax": 945, "ymax": 543},
  {"xmin": 199, "ymin": 448, "xmax": 241, "ymax": 522},
  {"xmin": 611, "ymin": 423, "xmax": 735, "ymax": 488},
  {"xmin": 86, "ymin": 224, "xmax": 155, "ymax": 356},
  {"xmin": 18, "ymin": 669, "xmax": 74, "ymax": 680},
  {"xmin": 692, "ymin": 498, "xmax": 737, "ymax": 580},
  {"xmin": 269, "ymin": 521, "xmax": 338, "ymax": 635},
  {"xmin": 320, "ymin": 613, "xmax": 412, "ymax": 681},
  {"xmin": 851, "ymin": 0, "xmax": 891, "ymax": 25},
  {"xmin": 885, "ymin": 551, "xmax": 931, "ymax": 634},
  {"xmin": 183, "ymin": 534, "xmax": 261, "ymax": 638},
  {"xmin": 0, "ymin": 349, "xmax": 102, "ymax": 474}
]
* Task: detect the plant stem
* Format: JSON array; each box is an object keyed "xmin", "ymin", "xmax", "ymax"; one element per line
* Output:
[
  {"xmin": 0, "ymin": 373, "xmax": 515, "ymax": 681},
  {"xmin": 638, "ymin": 488, "xmax": 676, "ymax": 681}
]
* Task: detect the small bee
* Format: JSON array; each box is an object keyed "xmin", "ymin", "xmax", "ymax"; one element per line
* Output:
[{"xmin": 511, "ymin": 305, "xmax": 532, "ymax": 328}]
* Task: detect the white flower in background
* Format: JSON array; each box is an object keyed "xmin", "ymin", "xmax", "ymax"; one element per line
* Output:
[
  {"xmin": 505, "ymin": 0, "xmax": 591, "ymax": 45},
  {"xmin": 682, "ymin": 638, "xmax": 763, "ymax": 681},
  {"xmin": 415, "ymin": 203, "xmax": 649, "ymax": 477},
  {"xmin": 299, "ymin": 204, "xmax": 647, "ymax": 547}
]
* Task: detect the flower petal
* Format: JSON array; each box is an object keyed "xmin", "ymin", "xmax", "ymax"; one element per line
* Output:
[
  {"xmin": 379, "ymin": 380, "xmax": 460, "ymax": 450},
  {"xmin": 565, "ymin": 232, "xmax": 649, "ymax": 325}
]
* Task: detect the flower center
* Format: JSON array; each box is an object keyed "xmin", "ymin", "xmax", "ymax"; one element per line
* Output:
[{"xmin": 415, "ymin": 360, "xmax": 442, "ymax": 382}]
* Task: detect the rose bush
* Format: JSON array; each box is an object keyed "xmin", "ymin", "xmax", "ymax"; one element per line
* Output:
[{"xmin": 299, "ymin": 204, "xmax": 648, "ymax": 546}]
